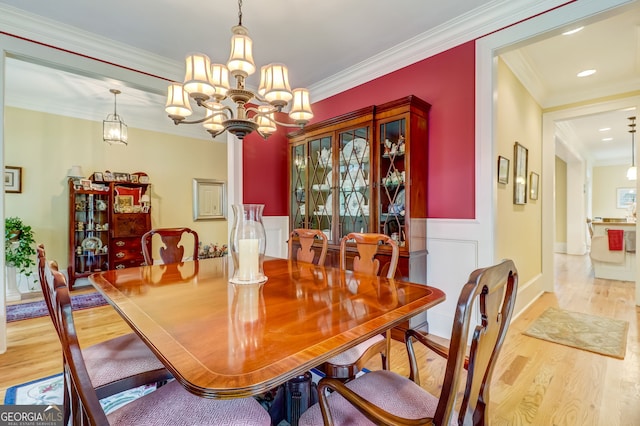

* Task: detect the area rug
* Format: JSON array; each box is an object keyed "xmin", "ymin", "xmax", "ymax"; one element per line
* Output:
[
  {"xmin": 4, "ymin": 373, "xmax": 157, "ymax": 414},
  {"xmin": 6, "ymin": 292, "xmax": 108, "ymax": 322},
  {"xmin": 523, "ymin": 307, "xmax": 629, "ymax": 359}
]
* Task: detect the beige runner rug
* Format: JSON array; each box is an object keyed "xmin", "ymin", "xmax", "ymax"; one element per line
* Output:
[{"xmin": 523, "ymin": 307, "xmax": 629, "ymax": 359}]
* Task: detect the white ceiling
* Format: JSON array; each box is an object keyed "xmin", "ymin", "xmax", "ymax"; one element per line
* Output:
[{"xmin": 1, "ymin": 0, "xmax": 639, "ymax": 163}]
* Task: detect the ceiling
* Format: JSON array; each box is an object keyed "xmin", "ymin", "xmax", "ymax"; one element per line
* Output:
[{"xmin": 1, "ymin": 0, "xmax": 639, "ymax": 163}]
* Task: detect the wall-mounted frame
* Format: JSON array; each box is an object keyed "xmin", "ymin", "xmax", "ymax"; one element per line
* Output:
[
  {"xmin": 513, "ymin": 142, "xmax": 528, "ymax": 204},
  {"xmin": 4, "ymin": 166, "xmax": 22, "ymax": 193},
  {"xmin": 498, "ymin": 156, "xmax": 510, "ymax": 184},
  {"xmin": 193, "ymin": 179, "xmax": 227, "ymax": 220},
  {"xmin": 529, "ymin": 172, "xmax": 540, "ymax": 200},
  {"xmin": 616, "ymin": 187, "xmax": 636, "ymax": 209}
]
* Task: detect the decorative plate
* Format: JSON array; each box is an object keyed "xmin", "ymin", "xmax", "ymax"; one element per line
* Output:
[
  {"xmin": 341, "ymin": 138, "xmax": 369, "ymax": 164},
  {"xmin": 81, "ymin": 236, "xmax": 103, "ymax": 252},
  {"xmin": 346, "ymin": 192, "xmax": 365, "ymax": 216},
  {"xmin": 325, "ymin": 193, "xmax": 346, "ymax": 215},
  {"xmin": 396, "ymin": 188, "xmax": 405, "ymax": 208}
]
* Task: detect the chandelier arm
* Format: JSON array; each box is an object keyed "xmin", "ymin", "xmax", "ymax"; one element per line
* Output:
[
  {"xmin": 170, "ymin": 116, "xmax": 210, "ymax": 126},
  {"xmin": 245, "ymin": 106, "xmax": 301, "ymax": 128}
]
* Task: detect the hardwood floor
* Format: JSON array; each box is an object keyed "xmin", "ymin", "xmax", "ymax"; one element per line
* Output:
[{"xmin": 1, "ymin": 254, "xmax": 638, "ymax": 425}]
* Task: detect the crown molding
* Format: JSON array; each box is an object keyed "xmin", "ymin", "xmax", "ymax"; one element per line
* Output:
[
  {"xmin": 0, "ymin": 4, "xmax": 182, "ymax": 81},
  {"xmin": 309, "ymin": 0, "xmax": 570, "ymax": 101},
  {"xmin": 1, "ymin": 1, "xmax": 574, "ymax": 108}
]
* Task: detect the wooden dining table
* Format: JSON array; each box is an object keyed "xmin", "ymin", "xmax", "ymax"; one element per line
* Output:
[{"xmin": 89, "ymin": 257, "xmax": 445, "ymax": 399}]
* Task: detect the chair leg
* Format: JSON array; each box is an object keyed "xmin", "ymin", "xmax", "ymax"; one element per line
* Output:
[{"xmin": 381, "ymin": 331, "xmax": 391, "ymax": 370}]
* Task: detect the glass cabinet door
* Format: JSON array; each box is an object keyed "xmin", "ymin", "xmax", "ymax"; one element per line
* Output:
[
  {"xmin": 72, "ymin": 191, "xmax": 110, "ymax": 273},
  {"xmin": 338, "ymin": 126, "xmax": 370, "ymax": 240},
  {"xmin": 291, "ymin": 143, "xmax": 307, "ymax": 229},
  {"xmin": 307, "ymin": 135, "xmax": 333, "ymax": 242},
  {"xmin": 378, "ymin": 117, "xmax": 406, "ymax": 247}
]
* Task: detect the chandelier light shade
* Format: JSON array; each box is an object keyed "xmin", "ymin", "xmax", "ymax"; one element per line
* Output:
[
  {"xmin": 103, "ymin": 89, "xmax": 128, "ymax": 145},
  {"xmin": 165, "ymin": 0, "xmax": 313, "ymax": 139},
  {"xmin": 628, "ymin": 116, "xmax": 637, "ymax": 181}
]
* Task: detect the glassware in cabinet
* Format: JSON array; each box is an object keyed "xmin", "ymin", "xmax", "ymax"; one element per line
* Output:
[
  {"xmin": 291, "ymin": 143, "xmax": 307, "ymax": 229},
  {"xmin": 379, "ymin": 117, "xmax": 407, "ymax": 246}
]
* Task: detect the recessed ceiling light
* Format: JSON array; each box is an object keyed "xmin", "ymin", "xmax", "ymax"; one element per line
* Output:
[
  {"xmin": 602, "ymin": 137, "xmax": 613, "ymax": 142},
  {"xmin": 562, "ymin": 27, "xmax": 584, "ymax": 36},
  {"xmin": 599, "ymin": 127, "xmax": 611, "ymax": 132},
  {"xmin": 577, "ymin": 69, "xmax": 596, "ymax": 77}
]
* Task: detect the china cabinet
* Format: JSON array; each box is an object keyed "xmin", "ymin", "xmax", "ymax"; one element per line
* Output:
[
  {"xmin": 288, "ymin": 95, "xmax": 430, "ymax": 283},
  {"xmin": 68, "ymin": 178, "xmax": 151, "ymax": 288}
]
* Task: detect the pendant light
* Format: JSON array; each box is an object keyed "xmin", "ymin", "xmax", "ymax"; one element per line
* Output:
[
  {"xmin": 627, "ymin": 116, "xmax": 636, "ymax": 181},
  {"xmin": 103, "ymin": 89, "xmax": 128, "ymax": 145}
]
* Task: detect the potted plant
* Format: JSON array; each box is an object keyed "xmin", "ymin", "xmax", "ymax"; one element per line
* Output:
[{"xmin": 5, "ymin": 217, "xmax": 36, "ymax": 300}]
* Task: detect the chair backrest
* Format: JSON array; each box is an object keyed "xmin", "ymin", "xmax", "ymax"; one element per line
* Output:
[
  {"xmin": 339, "ymin": 232, "xmax": 399, "ymax": 278},
  {"xmin": 434, "ymin": 259, "xmax": 518, "ymax": 426},
  {"xmin": 586, "ymin": 218, "xmax": 594, "ymax": 238},
  {"xmin": 37, "ymin": 244, "xmax": 65, "ymax": 336},
  {"xmin": 288, "ymin": 228, "xmax": 328, "ymax": 265},
  {"xmin": 141, "ymin": 227, "xmax": 199, "ymax": 265},
  {"xmin": 53, "ymin": 275, "xmax": 110, "ymax": 425}
]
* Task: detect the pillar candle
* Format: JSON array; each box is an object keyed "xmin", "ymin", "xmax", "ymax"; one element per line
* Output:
[{"xmin": 238, "ymin": 238, "xmax": 259, "ymax": 281}]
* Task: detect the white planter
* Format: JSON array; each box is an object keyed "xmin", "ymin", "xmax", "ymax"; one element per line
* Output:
[{"xmin": 5, "ymin": 265, "xmax": 22, "ymax": 302}]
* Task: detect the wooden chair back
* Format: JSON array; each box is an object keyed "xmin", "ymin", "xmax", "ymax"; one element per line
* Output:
[
  {"xmin": 428, "ymin": 259, "xmax": 518, "ymax": 425},
  {"xmin": 37, "ymin": 244, "xmax": 64, "ymax": 336},
  {"xmin": 53, "ymin": 278, "xmax": 111, "ymax": 424},
  {"xmin": 141, "ymin": 227, "xmax": 199, "ymax": 265},
  {"xmin": 288, "ymin": 228, "xmax": 328, "ymax": 265},
  {"xmin": 339, "ymin": 232, "xmax": 399, "ymax": 278}
]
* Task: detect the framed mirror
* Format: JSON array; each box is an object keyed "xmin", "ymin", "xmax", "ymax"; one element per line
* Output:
[{"xmin": 513, "ymin": 142, "xmax": 528, "ymax": 205}]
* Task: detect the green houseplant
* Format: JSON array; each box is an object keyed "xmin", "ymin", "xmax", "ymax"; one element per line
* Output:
[{"xmin": 5, "ymin": 216, "xmax": 36, "ymax": 276}]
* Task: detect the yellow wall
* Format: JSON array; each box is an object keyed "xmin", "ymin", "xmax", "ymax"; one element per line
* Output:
[
  {"xmin": 4, "ymin": 107, "xmax": 228, "ymax": 273},
  {"xmin": 555, "ymin": 157, "xmax": 567, "ymax": 244},
  {"xmin": 495, "ymin": 59, "xmax": 542, "ymax": 284},
  {"xmin": 592, "ymin": 164, "xmax": 635, "ymax": 219}
]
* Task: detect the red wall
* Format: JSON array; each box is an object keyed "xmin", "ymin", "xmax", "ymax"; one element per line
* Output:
[{"xmin": 244, "ymin": 40, "xmax": 476, "ymax": 219}]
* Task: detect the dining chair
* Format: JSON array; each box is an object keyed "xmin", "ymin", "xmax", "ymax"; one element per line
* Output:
[
  {"xmin": 141, "ymin": 227, "xmax": 199, "ymax": 265},
  {"xmin": 288, "ymin": 228, "xmax": 329, "ymax": 265},
  {"xmin": 37, "ymin": 245, "xmax": 172, "ymax": 413},
  {"xmin": 51, "ymin": 274, "xmax": 271, "ymax": 426},
  {"xmin": 320, "ymin": 233, "xmax": 399, "ymax": 381},
  {"xmin": 586, "ymin": 218, "xmax": 594, "ymax": 238},
  {"xmin": 299, "ymin": 259, "xmax": 518, "ymax": 426}
]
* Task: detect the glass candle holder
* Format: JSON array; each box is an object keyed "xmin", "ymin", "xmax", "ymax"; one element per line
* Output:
[{"xmin": 229, "ymin": 204, "xmax": 268, "ymax": 284}]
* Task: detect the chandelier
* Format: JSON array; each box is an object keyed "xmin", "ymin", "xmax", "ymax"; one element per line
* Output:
[
  {"xmin": 103, "ymin": 89, "xmax": 128, "ymax": 145},
  {"xmin": 165, "ymin": 0, "xmax": 313, "ymax": 140},
  {"xmin": 628, "ymin": 116, "xmax": 637, "ymax": 181}
]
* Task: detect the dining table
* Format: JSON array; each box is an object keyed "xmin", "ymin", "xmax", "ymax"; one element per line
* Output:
[{"xmin": 89, "ymin": 257, "xmax": 445, "ymax": 399}]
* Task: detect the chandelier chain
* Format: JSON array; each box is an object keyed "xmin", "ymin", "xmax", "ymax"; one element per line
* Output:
[{"xmin": 238, "ymin": 0, "xmax": 243, "ymax": 26}]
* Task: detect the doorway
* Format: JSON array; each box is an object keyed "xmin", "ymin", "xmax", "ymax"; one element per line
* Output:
[{"xmin": 477, "ymin": 0, "xmax": 640, "ymax": 306}]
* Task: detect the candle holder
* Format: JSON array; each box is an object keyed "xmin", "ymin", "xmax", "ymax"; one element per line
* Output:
[{"xmin": 229, "ymin": 204, "xmax": 268, "ymax": 284}]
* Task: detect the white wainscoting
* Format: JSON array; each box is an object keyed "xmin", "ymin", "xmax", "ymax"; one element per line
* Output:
[{"xmin": 263, "ymin": 216, "xmax": 289, "ymax": 259}]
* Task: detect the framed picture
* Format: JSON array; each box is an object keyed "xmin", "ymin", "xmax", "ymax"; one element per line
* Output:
[
  {"xmin": 80, "ymin": 179, "xmax": 92, "ymax": 190},
  {"xmin": 130, "ymin": 174, "xmax": 139, "ymax": 183},
  {"xmin": 113, "ymin": 172, "xmax": 130, "ymax": 182},
  {"xmin": 193, "ymin": 178, "xmax": 226, "ymax": 220},
  {"xmin": 4, "ymin": 166, "xmax": 22, "ymax": 193},
  {"xmin": 103, "ymin": 171, "xmax": 115, "ymax": 182},
  {"xmin": 616, "ymin": 187, "xmax": 636, "ymax": 209},
  {"xmin": 513, "ymin": 142, "xmax": 528, "ymax": 205},
  {"xmin": 93, "ymin": 172, "xmax": 104, "ymax": 182},
  {"xmin": 530, "ymin": 172, "xmax": 540, "ymax": 200},
  {"xmin": 498, "ymin": 156, "xmax": 509, "ymax": 184},
  {"xmin": 115, "ymin": 195, "xmax": 134, "ymax": 213}
]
